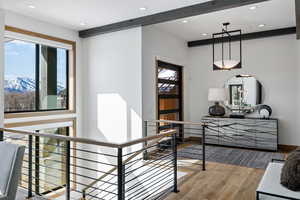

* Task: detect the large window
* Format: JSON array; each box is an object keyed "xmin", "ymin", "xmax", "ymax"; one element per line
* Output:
[{"xmin": 4, "ymin": 39, "xmax": 68, "ymax": 113}]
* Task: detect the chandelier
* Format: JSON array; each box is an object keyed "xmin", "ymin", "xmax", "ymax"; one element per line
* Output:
[{"xmin": 213, "ymin": 22, "xmax": 242, "ymax": 70}]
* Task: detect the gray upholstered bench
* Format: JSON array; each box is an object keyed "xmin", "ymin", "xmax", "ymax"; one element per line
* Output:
[{"xmin": 256, "ymin": 162, "xmax": 300, "ymax": 200}]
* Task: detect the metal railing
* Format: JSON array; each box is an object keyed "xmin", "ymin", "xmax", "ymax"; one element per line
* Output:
[
  {"xmin": 0, "ymin": 119, "xmax": 206, "ymax": 200},
  {"xmin": 81, "ymin": 129, "xmax": 177, "ymax": 200},
  {"xmin": 145, "ymin": 120, "xmax": 206, "ymax": 171},
  {"xmin": 1, "ymin": 126, "xmax": 180, "ymax": 200}
]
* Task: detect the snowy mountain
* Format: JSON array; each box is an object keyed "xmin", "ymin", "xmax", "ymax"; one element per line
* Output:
[{"xmin": 4, "ymin": 77, "xmax": 65, "ymax": 93}]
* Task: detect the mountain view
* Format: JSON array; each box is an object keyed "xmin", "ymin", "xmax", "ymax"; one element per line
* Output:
[
  {"xmin": 4, "ymin": 77, "xmax": 67, "ymax": 112},
  {"xmin": 4, "ymin": 77, "xmax": 65, "ymax": 93}
]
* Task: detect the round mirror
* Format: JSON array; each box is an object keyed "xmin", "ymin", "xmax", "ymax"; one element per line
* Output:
[{"xmin": 224, "ymin": 74, "xmax": 263, "ymax": 112}]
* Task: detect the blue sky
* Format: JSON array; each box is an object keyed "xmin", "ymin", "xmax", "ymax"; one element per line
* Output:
[{"xmin": 5, "ymin": 39, "xmax": 67, "ymax": 87}]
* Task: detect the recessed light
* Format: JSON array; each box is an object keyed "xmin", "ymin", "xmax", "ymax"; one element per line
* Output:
[
  {"xmin": 249, "ymin": 6, "xmax": 257, "ymax": 10},
  {"xmin": 202, "ymin": 33, "xmax": 208, "ymax": 36},
  {"xmin": 28, "ymin": 5, "xmax": 35, "ymax": 9},
  {"xmin": 139, "ymin": 7, "xmax": 147, "ymax": 11},
  {"xmin": 182, "ymin": 20, "xmax": 188, "ymax": 23},
  {"xmin": 258, "ymin": 24, "xmax": 266, "ymax": 27}
]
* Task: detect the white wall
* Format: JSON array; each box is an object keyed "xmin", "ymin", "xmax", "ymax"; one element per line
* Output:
[
  {"xmin": 188, "ymin": 34, "xmax": 299, "ymax": 145},
  {"xmin": 142, "ymin": 25, "xmax": 300, "ymax": 145},
  {"xmin": 142, "ymin": 26, "xmax": 189, "ymax": 126},
  {"xmin": 2, "ymin": 11, "xmax": 83, "ymax": 136},
  {"xmin": 0, "ymin": 10, "xmax": 4, "ymax": 129},
  {"xmin": 296, "ymin": 40, "xmax": 300, "ymax": 146},
  {"xmin": 82, "ymin": 27, "xmax": 142, "ymax": 144}
]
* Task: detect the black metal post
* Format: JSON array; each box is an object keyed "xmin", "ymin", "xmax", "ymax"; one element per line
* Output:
[
  {"xmin": 66, "ymin": 140, "xmax": 71, "ymax": 200},
  {"xmin": 172, "ymin": 124, "xmax": 179, "ymax": 193},
  {"xmin": 202, "ymin": 125, "xmax": 206, "ymax": 171},
  {"xmin": 0, "ymin": 129, "xmax": 3, "ymax": 141},
  {"xmin": 35, "ymin": 136, "xmax": 40, "ymax": 195},
  {"xmin": 117, "ymin": 148, "xmax": 125, "ymax": 200},
  {"xmin": 28, "ymin": 135, "xmax": 33, "ymax": 198},
  {"xmin": 143, "ymin": 121, "xmax": 148, "ymax": 160}
]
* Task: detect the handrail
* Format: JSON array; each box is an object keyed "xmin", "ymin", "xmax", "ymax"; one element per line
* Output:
[
  {"xmin": 147, "ymin": 119, "xmax": 206, "ymax": 126},
  {"xmin": 2, "ymin": 120, "xmax": 205, "ymax": 148},
  {"xmin": 2, "ymin": 128, "xmax": 120, "ymax": 148},
  {"xmin": 118, "ymin": 130, "xmax": 175, "ymax": 148},
  {"xmin": 1, "ymin": 128, "xmax": 176, "ymax": 149}
]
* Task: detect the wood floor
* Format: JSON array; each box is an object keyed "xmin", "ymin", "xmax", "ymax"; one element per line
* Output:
[
  {"xmin": 164, "ymin": 144, "xmax": 295, "ymax": 200},
  {"xmin": 165, "ymin": 161, "xmax": 265, "ymax": 200}
]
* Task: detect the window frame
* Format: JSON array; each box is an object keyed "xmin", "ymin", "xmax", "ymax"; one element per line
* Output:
[{"xmin": 4, "ymin": 26, "xmax": 76, "ymax": 118}]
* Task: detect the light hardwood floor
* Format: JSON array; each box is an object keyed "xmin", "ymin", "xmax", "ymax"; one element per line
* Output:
[
  {"xmin": 16, "ymin": 143, "xmax": 292, "ymax": 200},
  {"xmin": 165, "ymin": 161, "xmax": 265, "ymax": 200},
  {"xmin": 164, "ymin": 142, "xmax": 294, "ymax": 200}
]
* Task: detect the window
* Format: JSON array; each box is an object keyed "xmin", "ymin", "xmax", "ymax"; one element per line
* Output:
[
  {"xmin": 4, "ymin": 39, "xmax": 69, "ymax": 113},
  {"xmin": 36, "ymin": 127, "xmax": 69, "ymax": 194}
]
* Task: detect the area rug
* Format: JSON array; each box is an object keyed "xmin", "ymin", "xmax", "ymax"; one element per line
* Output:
[{"xmin": 177, "ymin": 145, "xmax": 285, "ymax": 169}]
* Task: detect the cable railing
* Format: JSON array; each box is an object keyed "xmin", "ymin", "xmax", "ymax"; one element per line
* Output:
[
  {"xmin": 145, "ymin": 120, "xmax": 207, "ymax": 171},
  {"xmin": 1, "ymin": 126, "xmax": 178, "ymax": 200},
  {"xmin": 81, "ymin": 129, "xmax": 177, "ymax": 200},
  {"xmin": 1, "ymin": 119, "xmax": 206, "ymax": 200}
]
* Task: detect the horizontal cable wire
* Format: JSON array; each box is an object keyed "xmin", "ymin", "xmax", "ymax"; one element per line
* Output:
[{"xmin": 127, "ymin": 177, "xmax": 173, "ymax": 200}]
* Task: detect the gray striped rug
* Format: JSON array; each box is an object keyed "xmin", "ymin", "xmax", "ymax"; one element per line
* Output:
[{"xmin": 178, "ymin": 145, "xmax": 284, "ymax": 169}]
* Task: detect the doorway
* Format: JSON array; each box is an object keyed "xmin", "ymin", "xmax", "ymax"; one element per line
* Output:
[{"xmin": 156, "ymin": 60, "xmax": 183, "ymax": 139}]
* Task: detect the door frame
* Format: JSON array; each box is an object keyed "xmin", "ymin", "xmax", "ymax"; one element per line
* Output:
[{"xmin": 155, "ymin": 59, "xmax": 184, "ymax": 138}]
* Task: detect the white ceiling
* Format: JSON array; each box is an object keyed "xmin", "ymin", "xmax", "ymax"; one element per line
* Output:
[
  {"xmin": 0, "ymin": 0, "xmax": 210, "ymax": 31},
  {"xmin": 153, "ymin": 0, "xmax": 296, "ymax": 41}
]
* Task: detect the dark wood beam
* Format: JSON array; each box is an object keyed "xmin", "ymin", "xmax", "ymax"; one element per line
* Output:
[
  {"xmin": 188, "ymin": 27, "xmax": 296, "ymax": 47},
  {"xmin": 79, "ymin": 0, "xmax": 269, "ymax": 38},
  {"xmin": 295, "ymin": 0, "xmax": 300, "ymax": 39}
]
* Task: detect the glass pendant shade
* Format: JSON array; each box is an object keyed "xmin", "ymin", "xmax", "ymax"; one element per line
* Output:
[{"xmin": 214, "ymin": 59, "xmax": 240, "ymax": 70}]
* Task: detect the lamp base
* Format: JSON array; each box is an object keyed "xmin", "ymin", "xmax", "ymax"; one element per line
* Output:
[{"xmin": 209, "ymin": 102, "xmax": 225, "ymax": 117}]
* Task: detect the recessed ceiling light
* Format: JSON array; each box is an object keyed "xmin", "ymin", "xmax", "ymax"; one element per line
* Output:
[
  {"xmin": 80, "ymin": 22, "xmax": 86, "ymax": 26},
  {"xmin": 249, "ymin": 6, "xmax": 257, "ymax": 10},
  {"xmin": 182, "ymin": 20, "xmax": 188, "ymax": 23},
  {"xmin": 202, "ymin": 33, "xmax": 208, "ymax": 36},
  {"xmin": 258, "ymin": 24, "xmax": 266, "ymax": 27},
  {"xmin": 139, "ymin": 7, "xmax": 147, "ymax": 11},
  {"xmin": 28, "ymin": 5, "xmax": 36, "ymax": 9}
]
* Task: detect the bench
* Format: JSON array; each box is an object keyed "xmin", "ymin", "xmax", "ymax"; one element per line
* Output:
[{"xmin": 256, "ymin": 162, "xmax": 300, "ymax": 200}]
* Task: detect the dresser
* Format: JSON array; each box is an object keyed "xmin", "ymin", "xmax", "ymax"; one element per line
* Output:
[{"xmin": 202, "ymin": 116, "xmax": 278, "ymax": 151}]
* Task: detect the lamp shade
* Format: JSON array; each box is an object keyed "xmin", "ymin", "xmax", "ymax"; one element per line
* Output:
[
  {"xmin": 214, "ymin": 60, "xmax": 240, "ymax": 70},
  {"xmin": 208, "ymin": 88, "xmax": 227, "ymax": 102}
]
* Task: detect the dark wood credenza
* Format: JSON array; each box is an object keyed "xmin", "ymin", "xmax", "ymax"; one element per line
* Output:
[{"xmin": 202, "ymin": 116, "xmax": 278, "ymax": 151}]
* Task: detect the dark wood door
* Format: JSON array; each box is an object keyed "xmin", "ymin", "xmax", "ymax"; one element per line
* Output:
[{"xmin": 157, "ymin": 60, "xmax": 183, "ymax": 139}]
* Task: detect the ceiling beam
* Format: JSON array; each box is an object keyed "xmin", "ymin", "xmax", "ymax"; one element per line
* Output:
[
  {"xmin": 79, "ymin": 0, "xmax": 269, "ymax": 38},
  {"xmin": 188, "ymin": 27, "xmax": 296, "ymax": 47},
  {"xmin": 295, "ymin": 0, "xmax": 300, "ymax": 39}
]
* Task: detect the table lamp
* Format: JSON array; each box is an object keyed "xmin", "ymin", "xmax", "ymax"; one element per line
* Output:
[{"xmin": 208, "ymin": 88, "xmax": 227, "ymax": 116}]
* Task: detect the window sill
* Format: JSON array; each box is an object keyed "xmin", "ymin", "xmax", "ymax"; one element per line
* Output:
[{"xmin": 4, "ymin": 110, "xmax": 76, "ymax": 119}]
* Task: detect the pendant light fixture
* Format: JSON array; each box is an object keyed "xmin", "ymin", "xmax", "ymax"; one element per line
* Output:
[{"xmin": 213, "ymin": 22, "xmax": 242, "ymax": 70}]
